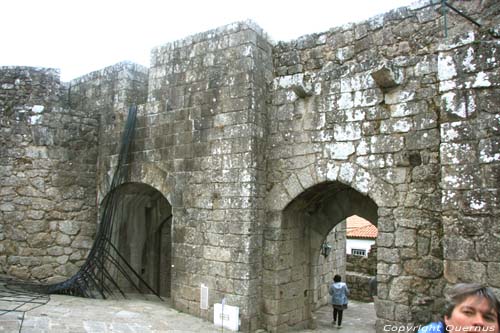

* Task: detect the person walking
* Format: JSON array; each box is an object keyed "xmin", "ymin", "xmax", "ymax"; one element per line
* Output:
[{"xmin": 329, "ymin": 274, "xmax": 350, "ymax": 329}]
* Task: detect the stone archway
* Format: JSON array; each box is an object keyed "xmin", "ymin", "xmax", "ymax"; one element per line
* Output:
[
  {"xmin": 262, "ymin": 162, "xmax": 401, "ymax": 332},
  {"xmin": 103, "ymin": 182, "xmax": 173, "ymax": 297},
  {"xmin": 263, "ymin": 181, "xmax": 378, "ymax": 330}
]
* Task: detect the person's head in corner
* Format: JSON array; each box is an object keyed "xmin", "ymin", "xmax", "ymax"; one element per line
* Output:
[
  {"xmin": 443, "ymin": 283, "xmax": 499, "ymax": 333},
  {"xmin": 333, "ymin": 274, "xmax": 341, "ymax": 283}
]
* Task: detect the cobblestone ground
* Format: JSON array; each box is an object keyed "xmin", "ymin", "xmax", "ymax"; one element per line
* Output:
[{"xmin": 0, "ymin": 294, "xmax": 376, "ymax": 332}]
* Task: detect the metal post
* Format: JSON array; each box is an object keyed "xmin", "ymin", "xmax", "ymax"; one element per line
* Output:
[
  {"xmin": 442, "ymin": 0, "xmax": 448, "ymax": 38},
  {"xmin": 221, "ymin": 297, "xmax": 226, "ymax": 333},
  {"xmin": 445, "ymin": 1, "xmax": 481, "ymax": 27}
]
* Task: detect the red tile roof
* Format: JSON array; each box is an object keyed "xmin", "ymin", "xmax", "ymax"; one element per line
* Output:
[
  {"xmin": 346, "ymin": 215, "xmax": 378, "ymax": 239},
  {"xmin": 347, "ymin": 224, "xmax": 378, "ymax": 239}
]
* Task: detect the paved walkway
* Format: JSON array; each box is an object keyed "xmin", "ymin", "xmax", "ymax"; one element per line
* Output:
[
  {"xmin": 1, "ymin": 293, "xmax": 376, "ymax": 332},
  {"xmin": 290, "ymin": 300, "xmax": 377, "ymax": 332}
]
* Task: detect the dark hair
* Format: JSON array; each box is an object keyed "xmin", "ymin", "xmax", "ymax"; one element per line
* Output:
[
  {"xmin": 334, "ymin": 274, "xmax": 341, "ymax": 283},
  {"xmin": 443, "ymin": 283, "xmax": 500, "ymax": 325}
]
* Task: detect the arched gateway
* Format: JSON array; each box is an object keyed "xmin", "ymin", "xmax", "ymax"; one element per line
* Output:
[
  {"xmin": 263, "ymin": 179, "xmax": 378, "ymax": 330},
  {"xmin": 103, "ymin": 182, "xmax": 172, "ymax": 297},
  {"xmin": 1, "ymin": 2, "xmax": 499, "ymax": 333}
]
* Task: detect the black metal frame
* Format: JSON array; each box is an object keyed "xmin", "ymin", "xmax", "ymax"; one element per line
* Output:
[
  {"xmin": 2, "ymin": 105, "xmax": 161, "ymax": 302},
  {"xmin": 420, "ymin": 0, "xmax": 481, "ymax": 37}
]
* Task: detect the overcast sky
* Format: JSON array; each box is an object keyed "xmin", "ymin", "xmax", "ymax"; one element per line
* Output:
[{"xmin": 1, "ymin": 0, "xmax": 416, "ymax": 81}]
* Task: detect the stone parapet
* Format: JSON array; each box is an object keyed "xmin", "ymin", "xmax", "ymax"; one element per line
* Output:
[{"xmin": 346, "ymin": 271, "xmax": 374, "ymax": 302}]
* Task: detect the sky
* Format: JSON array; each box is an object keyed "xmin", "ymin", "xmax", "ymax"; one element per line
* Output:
[{"xmin": 1, "ymin": 0, "xmax": 416, "ymax": 81}]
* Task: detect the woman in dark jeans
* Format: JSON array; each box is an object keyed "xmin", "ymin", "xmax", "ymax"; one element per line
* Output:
[{"xmin": 329, "ymin": 274, "xmax": 350, "ymax": 328}]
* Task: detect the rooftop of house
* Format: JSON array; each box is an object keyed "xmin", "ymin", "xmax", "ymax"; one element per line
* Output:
[{"xmin": 346, "ymin": 215, "xmax": 378, "ymax": 239}]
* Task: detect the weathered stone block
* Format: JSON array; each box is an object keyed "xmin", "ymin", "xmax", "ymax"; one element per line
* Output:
[
  {"xmin": 338, "ymin": 162, "xmax": 358, "ymax": 185},
  {"xmin": 444, "ymin": 260, "xmax": 487, "ymax": 283},
  {"xmin": 394, "ymin": 227, "xmax": 416, "ymax": 247},
  {"xmin": 370, "ymin": 135, "xmax": 404, "ymax": 153},
  {"xmin": 441, "ymin": 164, "xmax": 480, "ymax": 190},
  {"xmin": 323, "ymin": 142, "xmax": 355, "ymax": 160},
  {"xmin": 377, "ymin": 232, "xmax": 395, "ymax": 247},
  {"xmin": 476, "ymin": 234, "xmax": 500, "ymax": 262},
  {"xmin": 385, "ymin": 115, "xmax": 417, "ymax": 135},
  {"xmin": 282, "ymin": 174, "xmax": 303, "ymax": 199},
  {"xmin": 295, "ymin": 167, "xmax": 316, "ymax": 190},
  {"xmin": 31, "ymin": 264, "xmax": 55, "ymax": 279},
  {"xmin": 371, "ymin": 65, "xmax": 403, "ymax": 90},
  {"xmin": 440, "ymin": 142, "xmax": 476, "ymax": 165},
  {"xmin": 384, "ymin": 88, "xmax": 416, "ymax": 105},
  {"xmin": 352, "ymin": 168, "xmax": 373, "ymax": 194},
  {"xmin": 394, "ymin": 304, "xmax": 413, "ymax": 322},
  {"xmin": 487, "ymin": 263, "xmax": 500, "ymax": 288},
  {"xmin": 375, "ymin": 299, "xmax": 395, "ymax": 321},
  {"xmin": 479, "ymin": 137, "xmax": 500, "ymax": 163},
  {"xmin": 378, "ymin": 247, "xmax": 400, "ymax": 264},
  {"xmin": 58, "ymin": 221, "xmax": 80, "ymax": 235},
  {"xmin": 403, "ymin": 258, "xmax": 442, "ymax": 278},
  {"xmin": 334, "ymin": 122, "xmax": 362, "ymax": 141}
]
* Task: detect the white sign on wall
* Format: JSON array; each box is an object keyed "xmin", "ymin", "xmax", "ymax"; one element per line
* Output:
[
  {"xmin": 200, "ymin": 284, "xmax": 208, "ymax": 310},
  {"xmin": 214, "ymin": 301, "xmax": 239, "ymax": 331}
]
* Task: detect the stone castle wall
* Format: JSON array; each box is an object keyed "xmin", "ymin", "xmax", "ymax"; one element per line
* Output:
[
  {"xmin": 0, "ymin": 67, "xmax": 99, "ymax": 281},
  {"xmin": 265, "ymin": 1, "xmax": 500, "ymax": 330},
  {"xmin": 346, "ymin": 246, "xmax": 377, "ymax": 301},
  {"xmin": 134, "ymin": 22, "xmax": 272, "ymax": 330},
  {"xmin": 1, "ymin": 1, "xmax": 499, "ymax": 332},
  {"xmin": 0, "ymin": 63, "xmax": 150, "ymax": 282}
]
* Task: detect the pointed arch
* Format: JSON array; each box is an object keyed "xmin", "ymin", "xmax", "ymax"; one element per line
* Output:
[
  {"xmin": 101, "ymin": 182, "xmax": 173, "ymax": 297},
  {"xmin": 266, "ymin": 162, "xmax": 396, "ymax": 214},
  {"xmin": 262, "ymin": 162, "xmax": 386, "ymax": 329}
]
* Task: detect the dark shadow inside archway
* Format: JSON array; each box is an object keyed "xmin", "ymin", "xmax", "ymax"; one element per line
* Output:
[
  {"xmin": 102, "ymin": 182, "xmax": 172, "ymax": 297},
  {"xmin": 281, "ymin": 181, "xmax": 378, "ymax": 329}
]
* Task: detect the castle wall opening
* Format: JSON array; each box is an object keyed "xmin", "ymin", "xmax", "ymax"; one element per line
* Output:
[
  {"xmin": 105, "ymin": 182, "xmax": 172, "ymax": 297},
  {"xmin": 263, "ymin": 181, "xmax": 378, "ymax": 330}
]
